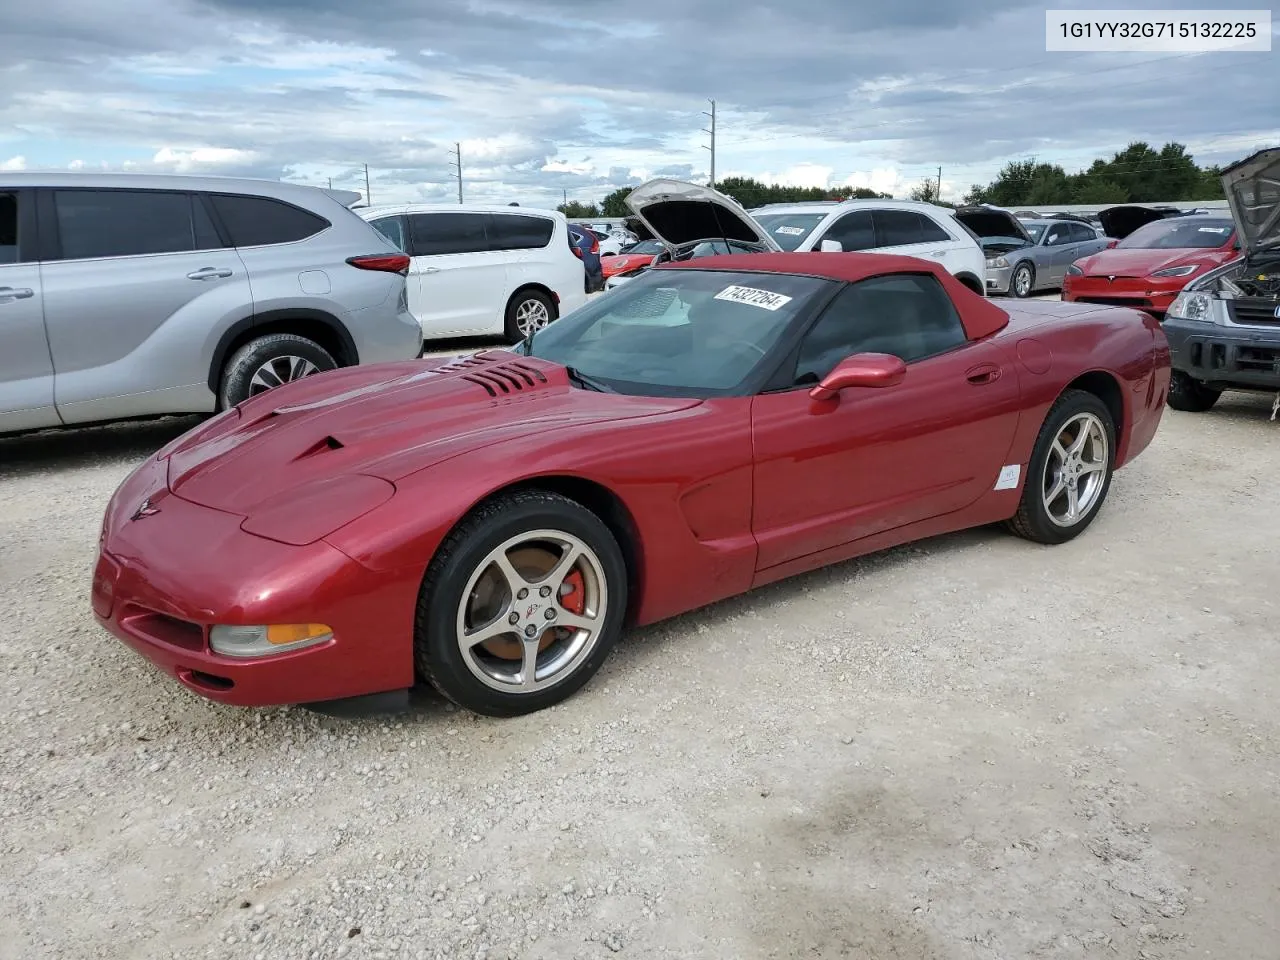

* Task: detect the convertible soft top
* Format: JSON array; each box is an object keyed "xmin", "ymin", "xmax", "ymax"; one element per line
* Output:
[{"xmin": 659, "ymin": 251, "xmax": 1010, "ymax": 340}]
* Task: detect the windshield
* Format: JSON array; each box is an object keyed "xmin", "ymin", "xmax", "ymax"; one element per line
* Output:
[
  {"xmin": 619, "ymin": 239, "xmax": 664, "ymax": 255},
  {"xmin": 1118, "ymin": 218, "xmax": 1235, "ymax": 249},
  {"xmin": 523, "ymin": 268, "xmax": 833, "ymax": 396},
  {"xmin": 752, "ymin": 213, "xmax": 827, "ymax": 251}
]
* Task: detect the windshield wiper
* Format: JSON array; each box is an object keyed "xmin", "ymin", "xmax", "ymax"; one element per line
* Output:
[{"xmin": 563, "ymin": 366, "xmax": 613, "ymax": 393}]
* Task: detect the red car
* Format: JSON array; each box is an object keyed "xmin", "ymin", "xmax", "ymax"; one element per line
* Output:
[
  {"xmin": 93, "ymin": 253, "xmax": 1170, "ymax": 718},
  {"xmin": 600, "ymin": 239, "xmax": 665, "ymax": 278},
  {"xmin": 1062, "ymin": 215, "xmax": 1240, "ymax": 316}
]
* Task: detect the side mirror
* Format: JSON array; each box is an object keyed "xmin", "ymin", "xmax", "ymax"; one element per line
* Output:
[
  {"xmin": 809, "ymin": 353, "xmax": 907, "ymax": 402},
  {"xmin": 819, "ymin": 239, "xmax": 843, "ymax": 253},
  {"xmin": 1105, "ymin": 239, "xmax": 1118, "ymax": 249}
]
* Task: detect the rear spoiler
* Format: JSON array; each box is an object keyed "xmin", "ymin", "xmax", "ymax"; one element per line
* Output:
[{"xmin": 322, "ymin": 188, "xmax": 364, "ymax": 208}]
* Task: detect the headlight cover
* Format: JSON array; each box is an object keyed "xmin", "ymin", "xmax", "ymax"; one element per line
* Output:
[
  {"xmin": 1167, "ymin": 291, "xmax": 1214, "ymax": 322},
  {"xmin": 986, "ymin": 256, "xmax": 1010, "ymax": 269},
  {"xmin": 1066, "ymin": 264, "xmax": 1083, "ymax": 276},
  {"xmin": 210, "ymin": 623, "xmax": 333, "ymax": 658},
  {"xmin": 1151, "ymin": 264, "xmax": 1200, "ymax": 278}
]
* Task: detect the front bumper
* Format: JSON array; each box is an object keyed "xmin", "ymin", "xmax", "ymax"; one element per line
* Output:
[
  {"xmin": 91, "ymin": 457, "xmax": 418, "ymax": 708},
  {"xmin": 1062, "ymin": 276, "xmax": 1183, "ymax": 314},
  {"xmin": 985, "ymin": 264, "xmax": 1013, "ymax": 295},
  {"xmin": 1162, "ymin": 316, "xmax": 1280, "ymax": 389}
]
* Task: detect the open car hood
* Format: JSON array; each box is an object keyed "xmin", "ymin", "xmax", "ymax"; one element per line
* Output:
[
  {"xmin": 953, "ymin": 206, "xmax": 1033, "ymax": 244},
  {"xmin": 1221, "ymin": 147, "xmax": 1280, "ymax": 254},
  {"xmin": 1097, "ymin": 205, "xmax": 1179, "ymax": 240},
  {"xmin": 625, "ymin": 179, "xmax": 782, "ymax": 251}
]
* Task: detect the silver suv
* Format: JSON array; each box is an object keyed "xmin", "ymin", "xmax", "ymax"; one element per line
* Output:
[{"xmin": 0, "ymin": 173, "xmax": 422, "ymax": 435}]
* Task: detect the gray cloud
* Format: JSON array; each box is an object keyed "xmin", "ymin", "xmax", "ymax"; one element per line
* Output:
[{"xmin": 0, "ymin": 0, "xmax": 1275, "ymax": 206}]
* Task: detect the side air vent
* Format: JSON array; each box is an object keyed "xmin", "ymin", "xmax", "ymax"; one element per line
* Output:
[
  {"xmin": 294, "ymin": 435, "xmax": 344, "ymax": 460},
  {"xmin": 462, "ymin": 362, "xmax": 551, "ymax": 398}
]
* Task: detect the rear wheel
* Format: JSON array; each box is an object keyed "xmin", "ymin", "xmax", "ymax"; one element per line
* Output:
[
  {"xmin": 218, "ymin": 333, "xmax": 336, "ymax": 409},
  {"xmin": 1006, "ymin": 389, "xmax": 1115, "ymax": 545},
  {"xmin": 1167, "ymin": 371, "xmax": 1221, "ymax": 412},
  {"xmin": 414, "ymin": 490, "xmax": 627, "ymax": 717},
  {"xmin": 504, "ymin": 289, "xmax": 556, "ymax": 343}
]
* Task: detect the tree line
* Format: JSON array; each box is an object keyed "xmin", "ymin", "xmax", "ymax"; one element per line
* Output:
[
  {"xmin": 557, "ymin": 178, "xmax": 891, "ymax": 220},
  {"xmin": 554, "ymin": 140, "xmax": 1228, "ymax": 221},
  {"xmin": 959, "ymin": 141, "xmax": 1226, "ymax": 207}
]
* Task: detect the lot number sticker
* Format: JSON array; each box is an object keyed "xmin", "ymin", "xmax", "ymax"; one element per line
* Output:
[
  {"xmin": 775, "ymin": 225, "xmax": 806, "ymax": 236},
  {"xmin": 714, "ymin": 285, "xmax": 794, "ymax": 311}
]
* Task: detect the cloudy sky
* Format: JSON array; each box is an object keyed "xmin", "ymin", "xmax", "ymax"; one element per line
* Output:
[{"xmin": 1, "ymin": 0, "xmax": 1277, "ymax": 207}]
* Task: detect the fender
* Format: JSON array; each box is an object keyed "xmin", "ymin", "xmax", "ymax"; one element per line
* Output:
[{"xmin": 206, "ymin": 308, "xmax": 359, "ymax": 394}]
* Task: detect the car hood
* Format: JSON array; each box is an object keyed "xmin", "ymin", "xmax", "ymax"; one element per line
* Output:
[
  {"xmin": 625, "ymin": 179, "xmax": 783, "ymax": 251},
  {"xmin": 1221, "ymin": 147, "xmax": 1280, "ymax": 255},
  {"xmin": 1096, "ymin": 205, "xmax": 1177, "ymax": 240},
  {"xmin": 953, "ymin": 206, "xmax": 1033, "ymax": 243},
  {"xmin": 162, "ymin": 352, "xmax": 700, "ymax": 516},
  {"xmin": 1072, "ymin": 246, "xmax": 1228, "ymax": 277}
]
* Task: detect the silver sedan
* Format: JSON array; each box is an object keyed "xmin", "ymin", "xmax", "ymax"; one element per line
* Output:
[{"xmin": 955, "ymin": 209, "xmax": 1112, "ymax": 298}]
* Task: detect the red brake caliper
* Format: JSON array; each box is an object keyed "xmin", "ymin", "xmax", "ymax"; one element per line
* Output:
[{"xmin": 559, "ymin": 570, "xmax": 586, "ymax": 617}]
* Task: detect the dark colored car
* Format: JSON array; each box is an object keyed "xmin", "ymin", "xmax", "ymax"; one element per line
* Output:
[{"xmin": 568, "ymin": 226, "xmax": 604, "ymax": 293}]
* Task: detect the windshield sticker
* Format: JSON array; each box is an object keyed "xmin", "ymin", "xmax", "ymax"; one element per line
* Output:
[
  {"xmin": 775, "ymin": 225, "xmax": 806, "ymax": 236},
  {"xmin": 1197, "ymin": 226, "xmax": 1229, "ymax": 233},
  {"xmin": 714, "ymin": 285, "xmax": 794, "ymax": 311}
]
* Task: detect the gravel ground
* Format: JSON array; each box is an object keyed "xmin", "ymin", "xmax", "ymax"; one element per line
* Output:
[{"xmin": 3, "ymin": 342, "xmax": 1279, "ymax": 959}]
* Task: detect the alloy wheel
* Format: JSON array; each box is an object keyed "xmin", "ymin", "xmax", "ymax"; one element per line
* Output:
[
  {"xmin": 1041, "ymin": 412, "xmax": 1109, "ymax": 527},
  {"xmin": 515, "ymin": 299, "xmax": 551, "ymax": 336},
  {"xmin": 455, "ymin": 530, "xmax": 608, "ymax": 693},
  {"xmin": 248, "ymin": 355, "xmax": 320, "ymax": 396}
]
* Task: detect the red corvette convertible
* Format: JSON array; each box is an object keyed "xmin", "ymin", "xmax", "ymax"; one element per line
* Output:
[{"xmin": 92, "ymin": 253, "xmax": 1170, "ymax": 718}]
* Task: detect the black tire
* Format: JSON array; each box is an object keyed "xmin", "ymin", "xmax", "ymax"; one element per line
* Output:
[
  {"xmin": 1009, "ymin": 262, "xmax": 1035, "ymax": 298},
  {"xmin": 218, "ymin": 333, "xmax": 336, "ymax": 409},
  {"xmin": 1005, "ymin": 389, "xmax": 1116, "ymax": 545},
  {"xmin": 414, "ymin": 490, "xmax": 628, "ymax": 717},
  {"xmin": 1166, "ymin": 371, "xmax": 1222, "ymax": 412},
  {"xmin": 503, "ymin": 289, "xmax": 557, "ymax": 343}
]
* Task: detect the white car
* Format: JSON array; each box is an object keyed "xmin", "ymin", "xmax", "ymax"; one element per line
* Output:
[
  {"xmin": 360, "ymin": 204, "xmax": 588, "ymax": 342},
  {"xmin": 606, "ymin": 180, "xmax": 987, "ymax": 296}
]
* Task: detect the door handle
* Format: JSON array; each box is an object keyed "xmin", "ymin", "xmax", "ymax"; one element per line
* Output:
[
  {"xmin": 186, "ymin": 267, "xmax": 233, "ymax": 280},
  {"xmin": 0, "ymin": 286, "xmax": 35, "ymax": 302},
  {"xmin": 966, "ymin": 362, "xmax": 1002, "ymax": 385},
  {"xmin": 930, "ymin": 250, "xmax": 948, "ymax": 257},
  {"xmin": 421, "ymin": 266, "xmax": 441, "ymax": 274}
]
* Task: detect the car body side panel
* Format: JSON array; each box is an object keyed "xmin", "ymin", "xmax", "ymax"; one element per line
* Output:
[
  {"xmin": 0, "ymin": 260, "xmax": 59, "ymax": 432},
  {"xmin": 325, "ymin": 398, "xmax": 760, "ymax": 628},
  {"xmin": 42, "ymin": 248, "xmax": 253, "ymax": 422}
]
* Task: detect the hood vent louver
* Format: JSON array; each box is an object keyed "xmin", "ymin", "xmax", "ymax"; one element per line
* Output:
[
  {"xmin": 294, "ymin": 435, "xmax": 345, "ymax": 460},
  {"xmin": 462, "ymin": 361, "xmax": 550, "ymax": 398}
]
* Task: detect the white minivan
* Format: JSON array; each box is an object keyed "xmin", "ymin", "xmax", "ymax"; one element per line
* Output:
[{"xmin": 360, "ymin": 204, "xmax": 588, "ymax": 342}]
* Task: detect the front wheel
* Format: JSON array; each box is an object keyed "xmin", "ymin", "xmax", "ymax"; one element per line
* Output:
[
  {"xmin": 1006, "ymin": 389, "xmax": 1115, "ymax": 545},
  {"xmin": 1166, "ymin": 371, "xmax": 1221, "ymax": 412},
  {"xmin": 1010, "ymin": 262, "xmax": 1035, "ymax": 298},
  {"xmin": 414, "ymin": 490, "xmax": 628, "ymax": 717}
]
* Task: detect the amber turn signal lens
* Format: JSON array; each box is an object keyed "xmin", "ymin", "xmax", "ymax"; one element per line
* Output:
[{"xmin": 265, "ymin": 623, "xmax": 333, "ymax": 645}]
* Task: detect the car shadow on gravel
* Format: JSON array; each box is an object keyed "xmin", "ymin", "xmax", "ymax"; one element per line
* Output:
[{"xmin": 0, "ymin": 416, "xmax": 204, "ymax": 477}]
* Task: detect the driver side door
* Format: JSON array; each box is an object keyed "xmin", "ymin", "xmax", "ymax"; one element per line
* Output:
[
  {"xmin": 749, "ymin": 273, "xmax": 1021, "ymax": 573},
  {"xmin": 1041, "ymin": 224, "xmax": 1080, "ymax": 285}
]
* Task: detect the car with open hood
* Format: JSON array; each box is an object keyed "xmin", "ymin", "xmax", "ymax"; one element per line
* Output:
[
  {"xmin": 92, "ymin": 250, "xmax": 1169, "ymax": 719},
  {"xmin": 1158, "ymin": 147, "xmax": 1280, "ymax": 412},
  {"xmin": 1062, "ymin": 213, "xmax": 1240, "ymax": 317},
  {"xmin": 604, "ymin": 179, "xmax": 986, "ymax": 294},
  {"xmin": 954, "ymin": 207, "xmax": 1111, "ymax": 298}
]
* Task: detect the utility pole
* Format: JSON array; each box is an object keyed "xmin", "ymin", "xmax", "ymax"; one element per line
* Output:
[
  {"xmin": 363, "ymin": 164, "xmax": 371, "ymax": 206},
  {"xmin": 937, "ymin": 166, "xmax": 943, "ymax": 203},
  {"xmin": 327, "ymin": 176, "xmax": 333, "ymax": 189},
  {"xmin": 563, "ymin": 188, "xmax": 568, "ymax": 211},
  {"xmin": 701, "ymin": 99, "xmax": 716, "ymax": 188},
  {"xmin": 449, "ymin": 143, "xmax": 463, "ymax": 204}
]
